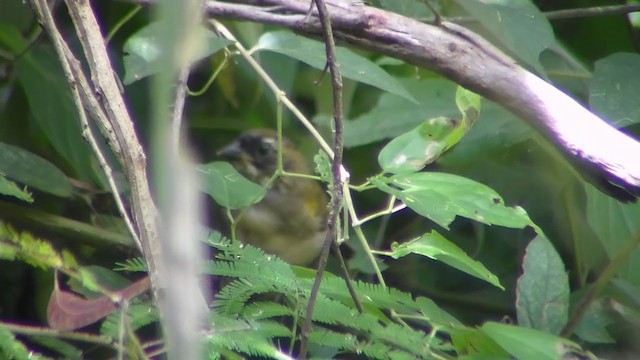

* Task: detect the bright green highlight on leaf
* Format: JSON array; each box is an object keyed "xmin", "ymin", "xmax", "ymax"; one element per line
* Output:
[
  {"xmin": 197, "ymin": 162, "xmax": 266, "ymax": 209},
  {"xmin": 516, "ymin": 234, "xmax": 569, "ymax": 335},
  {"xmin": 388, "ymin": 231, "xmax": 503, "ymax": 290},
  {"xmin": 0, "ymin": 176, "xmax": 32, "ymax": 203},
  {"xmin": 378, "ymin": 86, "xmax": 481, "ymax": 174},
  {"xmin": 371, "ymin": 172, "xmax": 534, "ymax": 230},
  {"xmin": 253, "ymin": 30, "xmax": 416, "ymax": 103}
]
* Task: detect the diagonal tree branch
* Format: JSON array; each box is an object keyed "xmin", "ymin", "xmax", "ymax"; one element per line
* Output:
[
  {"xmin": 152, "ymin": 0, "xmax": 640, "ymax": 201},
  {"xmin": 56, "ymin": 0, "xmax": 164, "ymax": 300}
]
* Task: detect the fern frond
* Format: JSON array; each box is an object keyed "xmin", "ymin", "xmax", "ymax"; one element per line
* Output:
[
  {"xmin": 317, "ymin": 277, "xmax": 418, "ymax": 313},
  {"xmin": 100, "ymin": 301, "xmax": 159, "ymax": 339},
  {"xmin": 113, "ymin": 257, "xmax": 147, "ymax": 272},
  {"xmin": 241, "ymin": 302, "xmax": 293, "ymax": 320},
  {"xmin": 307, "ymin": 327, "xmax": 357, "ymax": 351},
  {"xmin": 0, "ymin": 223, "xmax": 63, "ymax": 270},
  {"xmin": 369, "ymin": 322, "xmax": 429, "ymax": 356},
  {"xmin": 204, "ymin": 230, "xmax": 457, "ymax": 359},
  {"xmin": 206, "ymin": 314, "xmax": 293, "ymax": 360},
  {"xmin": 215, "ymin": 278, "xmax": 291, "ymax": 315},
  {"xmin": 0, "ymin": 327, "xmax": 46, "ymax": 360},
  {"xmin": 357, "ymin": 341, "xmax": 393, "ymax": 360}
]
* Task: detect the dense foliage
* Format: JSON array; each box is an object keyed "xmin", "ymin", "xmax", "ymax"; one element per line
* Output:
[{"xmin": 1, "ymin": 0, "xmax": 640, "ymax": 359}]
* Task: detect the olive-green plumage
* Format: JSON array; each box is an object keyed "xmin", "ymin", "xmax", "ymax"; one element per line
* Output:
[{"xmin": 218, "ymin": 129, "xmax": 327, "ymax": 266}]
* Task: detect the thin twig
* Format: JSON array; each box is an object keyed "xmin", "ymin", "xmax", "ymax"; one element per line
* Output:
[
  {"xmin": 0, "ymin": 321, "xmax": 118, "ymax": 349},
  {"xmin": 171, "ymin": 65, "xmax": 192, "ymax": 153},
  {"xmin": 332, "ymin": 241, "xmax": 363, "ymax": 314},
  {"xmin": 299, "ymin": 0, "xmax": 345, "ymax": 357},
  {"xmin": 106, "ymin": 5, "xmax": 142, "ymax": 43},
  {"xmin": 448, "ymin": 4, "xmax": 640, "ymax": 24},
  {"xmin": 545, "ymin": 4, "xmax": 640, "ymax": 20}
]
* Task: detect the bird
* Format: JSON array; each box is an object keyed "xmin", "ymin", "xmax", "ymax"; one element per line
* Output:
[{"xmin": 217, "ymin": 129, "xmax": 328, "ymax": 266}]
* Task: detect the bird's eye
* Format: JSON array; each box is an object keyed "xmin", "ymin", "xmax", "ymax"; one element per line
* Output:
[{"xmin": 256, "ymin": 139, "xmax": 275, "ymax": 157}]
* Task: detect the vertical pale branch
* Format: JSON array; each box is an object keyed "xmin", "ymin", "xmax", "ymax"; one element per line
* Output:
[{"xmin": 153, "ymin": 0, "xmax": 209, "ymax": 358}]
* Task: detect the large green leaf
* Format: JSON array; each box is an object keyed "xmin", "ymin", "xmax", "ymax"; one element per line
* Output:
[
  {"xmin": 378, "ymin": 87, "xmax": 481, "ymax": 174},
  {"xmin": 0, "ymin": 143, "xmax": 72, "ymax": 197},
  {"xmin": 389, "ymin": 231, "xmax": 503, "ymax": 289},
  {"xmin": 481, "ymin": 322, "xmax": 591, "ymax": 360},
  {"xmin": 8, "ymin": 31, "xmax": 97, "ymax": 183},
  {"xmin": 438, "ymin": 101, "xmax": 532, "ymax": 167},
  {"xmin": 451, "ymin": 0, "xmax": 554, "ymax": 74},
  {"xmin": 197, "ymin": 162, "xmax": 265, "ymax": 209},
  {"xmin": 590, "ymin": 53, "xmax": 640, "ymax": 127},
  {"xmin": 585, "ymin": 183, "xmax": 640, "ymax": 285},
  {"xmin": 572, "ymin": 297, "xmax": 615, "ymax": 344},
  {"xmin": 516, "ymin": 235, "xmax": 569, "ymax": 335},
  {"xmin": 371, "ymin": 172, "xmax": 535, "ymax": 230},
  {"xmin": 253, "ymin": 31, "xmax": 415, "ymax": 103},
  {"xmin": 344, "ymin": 78, "xmax": 459, "ymax": 147},
  {"xmin": 415, "ymin": 297, "xmax": 462, "ymax": 328},
  {"xmin": 123, "ymin": 23, "xmax": 232, "ymax": 85}
]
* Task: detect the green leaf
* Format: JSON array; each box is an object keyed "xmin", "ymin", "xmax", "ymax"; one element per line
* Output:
[
  {"xmin": 0, "ymin": 327, "xmax": 45, "ymax": 360},
  {"xmin": 371, "ymin": 173, "xmax": 534, "ymax": 230},
  {"xmin": 516, "ymin": 235, "xmax": 569, "ymax": 335},
  {"xmin": 590, "ymin": 53, "xmax": 640, "ymax": 127},
  {"xmin": 0, "ymin": 142, "xmax": 72, "ymax": 197},
  {"xmin": 415, "ymin": 296, "xmax": 462, "ymax": 328},
  {"xmin": 378, "ymin": 0, "xmax": 434, "ymax": 19},
  {"xmin": 451, "ymin": 0, "xmax": 554, "ymax": 74},
  {"xmin": 197, "ymin": 162, "xmax": 266, "ymax": 209},
  {"xmin": 449, "ymin": 86, "xmax": 482, "ymax": 146},
  {"xmin": 253, "ymin": 30, "xmax": 415, "ymax": 103},
  {"xmin": 0, "ymin": 176, "xmax": 32, "ymax": 203},
  {"xmin": 30, "ymin": 337, "xmax": 82, "ymax": 360},
  {"xmin": 378, "ymin": 87, "xmax": 481, "ymax": 174},
  {"xmin": 573, "ymin": 298, "xmax": 615, "ymax": 344},
  {"xmin": 15, "ymin": 45, "xmax": 98, "ymax": 183},
  {"xmin": 389, "ymin": 231, "xmax": 503, "ymax": 289},
  {"xmin": 123, "ymin": 23, "xmax": 232, "ymax": 85},
  {"xmin": 345, "ymin": 78, "xmax": 459, "ymax": 147},
  {"xmin": 378, "ymin": 116, "xmax": 457, "ymax": 174},
  {"xmin": 0, "ymin": 23, "xmax": 28, "ymax": 53},
  {"xmin": 585, "ymin": 183, "xmax": 640, "ymax": 285},
  {"xmin": 481, "ymin": 322, "xmax": 592, "ymax": 360},
  {"xmin": 438, "ymin": 102, "xmax": 532, "ymax": 167},
  {"xmin": 449, "ymin": 327, "xmax": 508, "ymax": 358}
]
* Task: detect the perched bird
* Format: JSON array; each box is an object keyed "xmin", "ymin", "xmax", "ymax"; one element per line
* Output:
[{"xmin": 217, "ymin": 129, "xmax": 328, "ymax": 266}]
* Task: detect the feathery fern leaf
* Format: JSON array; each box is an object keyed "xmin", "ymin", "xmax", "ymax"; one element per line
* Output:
[
  {"xmin": 114, "ymin": 257, "xmax": 147, "ymax": 272},
  {"xmin": 0, "ymin": 327, "xmax": 46, "ymax": 360},
  {"xmin": 100, "ymin": 301, "xmax": 159, "ymax": 339}
]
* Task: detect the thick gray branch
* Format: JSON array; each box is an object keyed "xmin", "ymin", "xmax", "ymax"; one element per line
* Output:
[
  {"xmin": 142, "ymin": 0, "xmax": 640, "ymax": 200},
  {"xmin": 63, "ymin": 1, "xmax": 164, "ymax": 292}
]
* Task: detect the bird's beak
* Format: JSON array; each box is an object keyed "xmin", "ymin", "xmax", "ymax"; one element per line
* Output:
[{"xmin": 217, "ymin": 141, "xmax": 243, "ymax": 161}]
